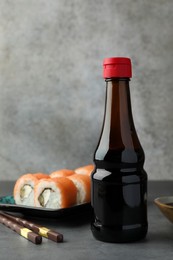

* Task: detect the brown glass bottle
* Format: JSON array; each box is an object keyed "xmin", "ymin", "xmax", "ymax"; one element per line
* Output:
[{"xmin": 91, "ymin": 57, "xmax": 148, "ymax": 243}]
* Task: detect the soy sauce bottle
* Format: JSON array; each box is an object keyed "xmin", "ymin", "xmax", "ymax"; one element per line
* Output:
[{"xmin": 91, "ymin": 57, "xmax": 148, "ymax": 243}]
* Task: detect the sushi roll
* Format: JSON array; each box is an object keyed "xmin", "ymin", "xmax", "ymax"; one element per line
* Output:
[
  {"xmin": 75, "ymin": 164, "xmax": 94, "ymax": 176},
  {"xmin": 34, "ymin": 177, "xmax": 77, "ymax": 209},
  {"xmin": 13, "ymin": 173, "xmax": 49, "ymax": 206},
  {"xmin": 50, "ymin": 169, "xmax": 75, "ymax": 178},
  {"xmin": 68, "ymin": 174, "xmax": 91, "ymax": 204}
]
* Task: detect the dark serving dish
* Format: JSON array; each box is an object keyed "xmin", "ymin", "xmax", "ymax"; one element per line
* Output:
[{"xmin": 0, "ymin": 195, "xmax": 91, "ymax": 218}]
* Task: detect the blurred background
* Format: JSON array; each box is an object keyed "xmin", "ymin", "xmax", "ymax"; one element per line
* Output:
[{"xmin": 0, "ymin": 0, "xmax": 172, "ymax": 180}]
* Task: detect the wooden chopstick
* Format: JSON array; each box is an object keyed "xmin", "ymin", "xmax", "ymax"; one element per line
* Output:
[
  {"xmin": 0, "ymin": 213, "xmax": 42, "ymax": 244},
  {"xmin": 0, "ymin": 212, "xmax": 63, "ymax": 243}
]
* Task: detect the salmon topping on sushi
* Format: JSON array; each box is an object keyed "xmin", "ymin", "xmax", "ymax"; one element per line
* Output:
[
  {"xmin": 50, "ymin": 169, "xmax": 75, "ymax": 178},
  {"xmin": 75, "ymin": 164, "xmax": 94, "ymax": 176}
]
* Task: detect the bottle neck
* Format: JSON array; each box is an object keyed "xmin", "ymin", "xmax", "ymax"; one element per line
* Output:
[
  {"xmin": 106, "ymin": 78, "xmax": 136, "ymax": 149},
  {"xmin": 95, "ymin": 78, "xmax": 144, "ymax": 165}
]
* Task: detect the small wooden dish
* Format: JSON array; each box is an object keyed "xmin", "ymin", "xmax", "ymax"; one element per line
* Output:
[{"xmin": 154, "ymin": 196, "xmax": 173, "ymax": 224}]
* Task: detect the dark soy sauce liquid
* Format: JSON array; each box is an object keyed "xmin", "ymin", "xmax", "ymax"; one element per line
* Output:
[
  {"xmin": 166, "ymin": 203, "xmax": 173, "ymax": 206},
  {"xmin": 91, "ymin": 79, "xmax": 148, "ymax": 242}
]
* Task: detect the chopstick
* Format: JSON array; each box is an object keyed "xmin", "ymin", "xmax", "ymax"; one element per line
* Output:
[
  {"xmin": 0, "ymin": 212, "xmax": 63, "ymax": 243},
  {"xmin": 0, "ymin": 213, "xmax": 42, "ymax": 244}
]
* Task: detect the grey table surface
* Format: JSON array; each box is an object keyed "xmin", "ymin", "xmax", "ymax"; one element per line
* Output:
[{"xmin": 0, "ymin": 181, "xmax": 173, "ymax": 260}]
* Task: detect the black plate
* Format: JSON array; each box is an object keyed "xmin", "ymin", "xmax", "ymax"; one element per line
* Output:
[{"xmin": 0, "ymin": 196, "xmax": 91, "ymax": 218}]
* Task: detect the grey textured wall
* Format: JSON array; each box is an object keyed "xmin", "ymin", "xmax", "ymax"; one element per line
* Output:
[{"xmin": 0, "ymin": 0, "xmax": 172, "ymax": 180}]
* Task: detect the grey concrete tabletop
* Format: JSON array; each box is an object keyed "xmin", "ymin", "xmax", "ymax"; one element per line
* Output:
[{"xmin": 0, "ymin": 181, "xmax": 173, "ymax": 260}]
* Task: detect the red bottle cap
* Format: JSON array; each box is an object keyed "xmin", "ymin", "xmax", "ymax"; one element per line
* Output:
[{"xmin": 103, "ymin": 57, "xmax": 132, "ymax": 78}]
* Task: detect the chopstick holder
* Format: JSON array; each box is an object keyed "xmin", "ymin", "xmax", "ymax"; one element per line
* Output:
[
  {"xmin": 1, "ymin": 212, "xmax": 63, "ymax": 242},
  {"xmin": 0, "ymin": 213, "xmax": 42, "ymax": 244}
]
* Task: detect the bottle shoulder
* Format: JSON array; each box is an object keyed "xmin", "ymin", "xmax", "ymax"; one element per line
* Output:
[
  {"xmin": 95, "ymin": 146, "xmax": 145, "ymax": 166},
  {"xmin": 92, "ymin": 167, "xmax": 147, "ymax": 184}
]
